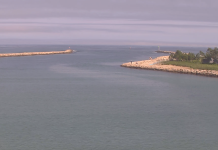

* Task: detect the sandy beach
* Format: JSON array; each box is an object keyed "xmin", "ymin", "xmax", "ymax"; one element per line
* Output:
[{"xmin": 121, "ymin": 56, "xmax": 218, "ymax": 77}]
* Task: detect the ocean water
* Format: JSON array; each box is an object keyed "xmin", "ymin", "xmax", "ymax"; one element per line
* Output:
[{"xmin": 0, "ymin": 45, "xmax": 217, "ymax": 150}]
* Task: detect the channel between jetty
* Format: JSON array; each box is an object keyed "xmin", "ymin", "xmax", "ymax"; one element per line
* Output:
[
  {"xmin": 121, "ymin": 56, "xmax": 218, "ymax": 77},
  {"xmin": 0, "ymin": 49, "xmax": 73, "ymax": 57}
]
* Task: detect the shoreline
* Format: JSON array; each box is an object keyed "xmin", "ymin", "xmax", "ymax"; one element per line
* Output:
[
  {"xmin": 121, "ymin": 56, "xmax": 218, "ymax": 77},
  {"xmin": 0, "ymin": 49, "xmax": 73, "ymax": 57}
]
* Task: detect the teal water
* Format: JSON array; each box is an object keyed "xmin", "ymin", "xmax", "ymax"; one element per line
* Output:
[{"xmin": 0, "ymin": 45, "xmax": 217, "ymax": 150}]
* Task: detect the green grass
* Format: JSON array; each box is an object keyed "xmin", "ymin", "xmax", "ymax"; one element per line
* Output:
[{"xmin": 162, "ymin": 60, "xmax": 218, "ymax": 70}]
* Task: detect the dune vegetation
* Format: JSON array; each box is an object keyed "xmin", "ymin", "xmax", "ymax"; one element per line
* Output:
[{"xmin": 162, "ymin": 47, "xmax": 218, "ymax": 70}]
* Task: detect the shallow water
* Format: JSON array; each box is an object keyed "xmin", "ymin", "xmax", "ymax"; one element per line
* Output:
[{"xmin": 0, "ymin": 45, "xmax": 217, "ymax": 150}]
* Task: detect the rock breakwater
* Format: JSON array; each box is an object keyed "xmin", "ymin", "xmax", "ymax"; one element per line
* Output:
[
  {"xmin": 155, "ymin": 50, "xmax": 175, "ymax": 54},
  {"xmin": 121, "ymin": 56, "xmax": 218, "ymax": 77},
  {"xmin": 0, "ymin": 49, "xmax": 73, "ymax": 57}
]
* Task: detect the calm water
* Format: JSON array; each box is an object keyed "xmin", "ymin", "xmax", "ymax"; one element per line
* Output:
[{"xmin": 0, "ymin": 45, "xmax": 217, "ymax": 150}]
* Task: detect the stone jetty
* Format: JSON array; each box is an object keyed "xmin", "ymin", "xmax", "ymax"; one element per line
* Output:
[
  {"xmin": 155, "ymin": 50, "xmax": 175, "ymax": 54},
  {"xmin": 0, "ymin": 49, "xmax": 73, "ymax": 57},
  {"xmin": 121, "ymin": 56, "xmax": 218, "ymax": 77}
]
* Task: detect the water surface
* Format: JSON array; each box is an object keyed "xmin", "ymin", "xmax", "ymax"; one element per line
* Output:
[{"xmin": 0, "ymin": 45, "xmax": 217, "ymax": 150}]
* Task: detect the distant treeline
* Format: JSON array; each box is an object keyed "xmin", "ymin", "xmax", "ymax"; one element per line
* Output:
[{"xmin": 169, "ymin": 47, "xmax": 218, "ymax": 64}]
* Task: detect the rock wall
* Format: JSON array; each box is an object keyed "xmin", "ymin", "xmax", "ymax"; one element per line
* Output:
[
  {"xmin": 155, "ymin": 50, "xmax": 175, "ymax": 54},
  {"xmin": 0, "ymin": 49, "xmax": 73, "ymax": 57},
  {"xmin": 121, "ymin": 56, "xmax": 218, "ymax": 77}
]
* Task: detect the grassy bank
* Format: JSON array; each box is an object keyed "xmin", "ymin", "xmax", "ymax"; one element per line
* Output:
[{"xmin": 162, "ymin": 61, "xmax": 218, "ymax": 71}]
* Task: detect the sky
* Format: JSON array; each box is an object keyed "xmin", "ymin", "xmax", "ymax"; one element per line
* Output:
[{"xmin": 0, "ymin": 0, "xmax": 218, "ymax": 46}]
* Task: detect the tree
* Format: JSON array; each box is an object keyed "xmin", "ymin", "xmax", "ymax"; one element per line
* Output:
[
  {"xmin": 169, "ymin": 48, "xmax": 218, "ymax": 63},
  {"xmin": 204, "ymin": 47, "xmax": 218, "ymax": 63},
  {"xmin": 199, "ymin": 51, "xmax": 205, "ymax": 57},
  {"xmin": 187, "ymin": 53, "xmax": 195, "ymax": 61},
  {"xmin": 171, "ymin": 50, "xmax": 195, "ymax": 61},
  {"xmin": 174, "ymin": 50, "xmax": 183, "ymax": 61},
  {"xmin": 195, "ymin": 53, "xmax": 201, "ymax": 60}
]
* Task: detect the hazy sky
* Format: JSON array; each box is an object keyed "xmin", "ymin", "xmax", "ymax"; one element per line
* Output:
[{"xmin": 0, "ymin": 0, "xmax": 218, "ymax": 46}]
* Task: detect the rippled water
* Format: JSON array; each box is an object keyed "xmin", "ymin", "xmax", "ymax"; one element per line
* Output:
[{"xmin": 0, "ymin": 45, "xmax": 217, "ymax": 150}]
